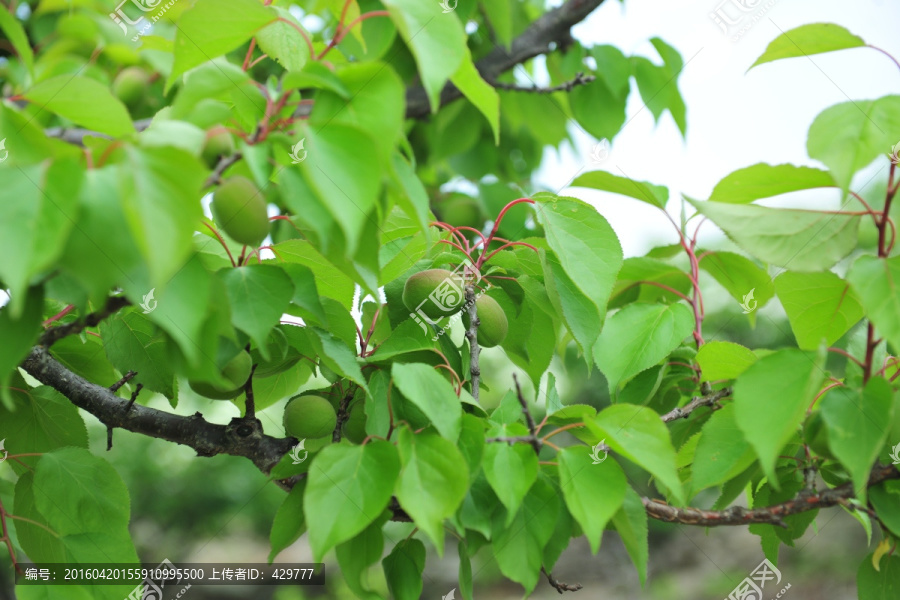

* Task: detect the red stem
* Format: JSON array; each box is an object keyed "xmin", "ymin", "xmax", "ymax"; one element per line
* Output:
[
  {"xmin": 202, "ymin": 222, "xmax": 237, "ymax": 267},
  {"xmin": 42, "ymin": 304, "xmax": 75, "ymax": 326},
  {"xmin": 318, "ymin": 10, "xmax": 390, "ymax": 59},
  {"xmin": 242, "ymin": 37, "xmax": 257, "ymax": 71}
]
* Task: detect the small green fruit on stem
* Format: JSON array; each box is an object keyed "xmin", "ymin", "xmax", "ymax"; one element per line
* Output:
[
  {"xmin": 402, "ymin": 269, "xmax": 462, "ymax": 319},
  {"xmin": 284, "ymin": 394, "xmax": 338, "ymax": 439},
  {"xmin": 187, "ymin": 350, "xmax": 252, "ymax": 400},
  {"xmin": 211, "ymin": 176, "xmax": 270, "ymax": 246},
  {"xmin": 462, "ymin": 294, "xmax": 508, "ymax": 348}
]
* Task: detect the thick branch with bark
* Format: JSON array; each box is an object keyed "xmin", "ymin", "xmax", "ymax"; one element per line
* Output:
[{"xmin": 21, "ymin": 346, "xmax": 296, "ymax": 480}]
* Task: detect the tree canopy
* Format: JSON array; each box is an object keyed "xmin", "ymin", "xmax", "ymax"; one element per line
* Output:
[{"xmin": 1, "ymin": 1, "xmax": 899, "ymax": 598}]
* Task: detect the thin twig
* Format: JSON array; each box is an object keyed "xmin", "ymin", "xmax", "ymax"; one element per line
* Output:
[
  {"xmin": 465, "ymin": 285, "xmax": 481, "ymax": 401},
  {"xmin": 542, "ymin": 566, "xmax": 583, "ymax": 594},
  {"xmin": 660, "ymin": 387, "xmax": 731, "ymax": 422},
  {"xmin": 109, "ymin": 370, "xmax": 137, "ymax": 393},
  {"xmin": 490, "ymin": 71, "xmax": 595, "ymax": 94},
  {"xmin": 39, "ymin": 296, "xmax": 130, "ymax": 348}
]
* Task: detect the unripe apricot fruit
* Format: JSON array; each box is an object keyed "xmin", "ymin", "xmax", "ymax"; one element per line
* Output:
[
  {"xmin": 211, "ymin": 176, "xmax": 270, "ymax": 246},
  {"xmin": 284, "ymin": 394, "xmax": 337, "ymax": 439},
  {"xmin": 402, "ymin": 269, "xmax": 462, "ymax": 320},
  {"xmin": 462, "ymin": 295, "xmax": 508, "ymax": 348},
  {"xmin": 112, "ymin": 67, "xmax": 150, "ymax": 107},
  {"xmin": 202, "ymin": 130, "xmax": 235, "ymax": 168},
  {"xmin": 188, "ymin": 350, "xmax": 252, "ymax": 400}
]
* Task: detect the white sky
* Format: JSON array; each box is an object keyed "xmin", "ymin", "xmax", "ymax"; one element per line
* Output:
[{"xmin": 540, "ymin": 0, "xmax": 900, "ymax": 256}]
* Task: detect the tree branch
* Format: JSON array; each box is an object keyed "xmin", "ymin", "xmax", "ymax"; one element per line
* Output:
[
  {"xmin": 39, "ymin": 296, "xmax": 130, "ymax": 348},
  {"xmin": 660, "ymin": 386, "xmax": 730, "ymax": 422},
  {"xmin": 489, "ymin": 72, "xmax": 595, "ymax": 94},
  {"xmin": 643, "ymin": 463, "xmax": 899, "ymax": 528},
  {"xmin": 20, "ymin": 346, "xmax": 296, "ymax": 483},
  {"xmin": 405, "ymin": 0, "xmax": 607, "ymax": 118},
  {"xmin": 464, "ymin": 285, "xmax": 481, "ymax": 401}
]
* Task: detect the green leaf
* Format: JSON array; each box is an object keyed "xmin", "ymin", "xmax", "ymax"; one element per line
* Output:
[
  {"xmin": 219, "ymin": 265, "xmax": 294, "ymax": 358},
  {"xmin": 611, "ymin": 486, "xmax": 649, "ymax": 585},
  {"xmin": 594, "ymin": 302, "xmax": 694, "ymax": 393},
  {"xmin": 482, "ymin": 423, "xmax": 538, "ymax": 522},
  {"xmin": 450, "ymin": 49, "xmax": 500, "ymax": 144},
  {"xmin": 295, "ymin": 122, "xmax": 382, "ymax": 258},
  {"xmin": 394, "ymin": 428, "xmax": 469, "ymax": 553},
  {"xmin": 336, "ymin": 510, "xmax": 390, "ymax": 600},
  {"xmin": 389, "ymin": 152, "xmax": 432, "ymax": 232},
  {"xmin": 391, "ymin": 362, "xmax": 463, "ymax": 441},
  {"xmin": 687, "ymin": 198, "xmax": 859, "ymax": 272},
  {"xmin": 570, "ymin": 73, "xmax": 627, "ymax": 142},
  {"xmin": 570, "ymin": 170, "xmax": 668, "ymax": 209},
  {"xmin": 870, "ymin": 482, "xmax": 900, "ymax": 538},
  {"xmin": 304, "ymin": 441, "xmax": 400, "ymax": 560},
  {"xmin": 698, "ymin": 251, "xmax": 774, "ymax": 315},
  {"xmin": 0, "ymin": 9, "xmax": 34, "ymax": 74},
  {"xmin": 382, "ymin": 539, "xmax": 426, "ymax": 600},
  {"xmin": 0, "ymin": 384, "xmax": 88, "ymax": 474},
  {"xmin": 631, "ymin": 39, "xmax": 686, "ymax": 137},
  {"xmin": 23, "ymin": 75, "xmax": 134, "ymax": 137},
  {"xmin": 255, "ymin": 7, "xmax": 311, "ymax": 72},
  {"xmin": 588, "ymin": 405, "xmax": 685, "ymax": 505},
  {"xmin": 558, "ymin": 445, "xmax": 627, "ymax": 553},
  {"xmin": 696, "ymin": 341, "xmax": 757, "ymax": 382},
  {"xmin": 807, "ymin": 96, "xmax": 900, "ymax": 192},
  {"xmin": 0, "ymin": 162, "xmax": 81, "ymax": 316},
  {"xmin": 820, "ymin": 377, "xmax": 894, "ymax": 501},
  {"xmin": 709, "ymin": 163, "xmax": 836, "ymax": 204},
  {"xmin": 858, "ymin": 553, "xmax": 900, "ymax": 599},
  {"xmin": 170, "ymin": 0, "xmax": 276, "ymax": 85},
  {"xmin": 170, "ymin": 58, "xmax": 251, "ymax": 119},
  {"xmin": 272, "ymin": 239, "xmax": 356, "ymax": 308},
  {"xmin": 0, "ymin": 287, "xmax": 43, "ymax": 408},
  {"xmin": 734, "ymin": 349, "xmax": 824, "ymax": 484},
  {"xmin": 751, "ymin": 23, "xmax": 866, "ymax": 69},
  {"xmin": 382, "ymin": 0, "xmax": 467, "ymax": 112},
  {"xmin": 17, "ymin": 448, "xmax": 139, "ymax": 589},
  {"xmin": 268, "ymin": 479, "xmax": 306, "ymax": 562},
  {"xmin": 309, "ymin": 62, "xmax": 405, "ymax": 162},
  {"xmin": 690, "ymin": 403, "xmax": 756, "ymax": 494},
  {"xmin": 491, "ymin": 473, "xmax": 559, "ymax": 593},
  {"xmin": 121, "ymin": 146, "xmax": 206, "ymax": 285},
  {"xmin": 847, "ymin": 255, "xmax": 900, "ymax": 353},
  {"xmin": 535, "ymin": 196, "xmax": 623, "ymax": 363},
  {"xmin": 100, "ymin": 308, "xmax": 176, "ymax": 398},
  {"xmin": 775, "ymin": 271, "xmax": 864, "ymax": 349},
  {"xmin": 458, "ymin": 540, "xmax": 474, "ymax": 600},
  {"xmin": 310, "ymin": 328, "xmax": 367, "ymax": 389}
]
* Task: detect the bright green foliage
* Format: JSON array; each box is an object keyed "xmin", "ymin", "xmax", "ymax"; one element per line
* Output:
[{"xmin": 0, "ymin": 5, "xmax": 898, "ymax": 598}]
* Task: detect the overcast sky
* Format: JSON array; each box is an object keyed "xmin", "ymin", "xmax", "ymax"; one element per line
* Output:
[{"xmin": 540, "ymin": 0, "xmax": 900, "ymax": 256}]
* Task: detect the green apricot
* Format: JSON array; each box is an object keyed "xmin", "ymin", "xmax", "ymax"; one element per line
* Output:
[
  {"xmin": 112, "ymin": 67, "xmax": 150, "ymax": 107},
  {"xmin": 462, "ymin": 295, "xmax": 508, "ymax": 348},
  {"xmin": 188, "ymin": 350, "xmax": 252, "ymax": 400},
  {"xmin": 342, "ymin": 405, "xmax": 367, "ymax": 443},
  {"xmin": 402, "ymin": 269, "xmax": 463, "ymax": 320},
  {"xmin": 435, "ymin": 194, "xmax": 484, "ymax": 230},
  {"xmin": 202, "ymin": 130, "xmax": 235, "ymax": 168},
  {"xmin": 284, "ymin": 394, "xmax": 337, "ymax": 439},
  {"xmin": 211, "ymin": 176, "xmax": 270, "ymax": 246}
]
